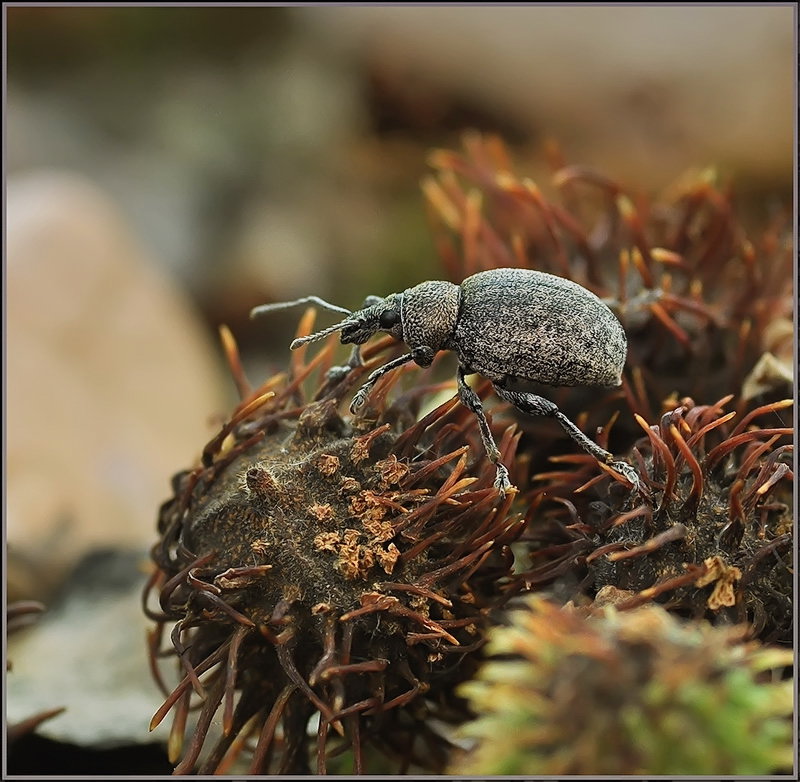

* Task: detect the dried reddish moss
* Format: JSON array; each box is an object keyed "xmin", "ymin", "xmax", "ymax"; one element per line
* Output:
[
  {"xmin": 423, "ymin": 133, "xmax": 793, "ymax": 646},
  {"xmin": 524, "ymin": 396, "xmax": 793, "ymax": 643},
  {"xmin": 423, "ymin": 132, "xmax": 792, "ymax": 462},
  {"xmin": 144, "ymin": 320, "xmax": 522, "ymax": 774}
]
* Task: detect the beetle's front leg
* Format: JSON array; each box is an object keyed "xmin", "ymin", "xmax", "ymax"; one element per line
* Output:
[
  {"xmin": 350, "ymin": 352, "xmax": 415, "ymax": 414},
  {"xmin": 456, "ymin": 368, "xmax": 512, "ymax": 494},
  {"xmin": 350, "ymin": 347, "xmax": 435, "ymax": 414}
]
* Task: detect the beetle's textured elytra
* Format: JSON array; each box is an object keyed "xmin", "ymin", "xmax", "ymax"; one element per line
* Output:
[
  {"xmin": 453, "ymin": 269, "xmax": 626, "ymax": 387},
  {"xmin": 252, "ymin": 267, "xmax": 638, "ymax": 492}
]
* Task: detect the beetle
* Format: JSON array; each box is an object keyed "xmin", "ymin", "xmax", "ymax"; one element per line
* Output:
[{"xmin": 251, "ymin": 268, "xmax": 640, "ymax": 493}]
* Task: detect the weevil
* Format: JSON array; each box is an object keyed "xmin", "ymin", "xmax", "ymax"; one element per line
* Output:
[{"xmin": 251, "ymin": 268, "xmax": 640, "ymax": 493}]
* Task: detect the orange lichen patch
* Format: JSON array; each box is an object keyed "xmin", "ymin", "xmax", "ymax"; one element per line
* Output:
[
  {"xmin": 315, "ymin": 453, "xmax": 341, "ymax": 477},
  {"xmin": 313, "ymin": 531, "xmax": 341, "ymax": 554},
  {"xmin": 375, "ymin": 544, "xmax": 401, "ymax": 575},
  {"xmin": 695, "ymin": 556, "xmax": 742, "ymax": 610},
  {"xmin": 308, "ymin": 503, "xmax": 336, "ymax": 524},
  {"xmin": 361, "ymin": 515, "xmax": 395, "ymax": 544},
  {"xmin": 350, "ymin": 424, "xmax": 392, "ymax": 463},
  {"xmin": 347, "ymin": 493, "xmax": 368, "ymax": 516},
  {"xmin": 375, "ymin": 454, "xmax": 410, "ymax": 487},
  {"xmin": 338, "ymin": 530, "xmax": 375, "ymax": 581},
  {"xmin": 362, "ymin": 489, "xmax": 402, "ymax": 522},
  {"xmin": 314, "ymin": 528, "xmax": 401, "ymax": 580}
]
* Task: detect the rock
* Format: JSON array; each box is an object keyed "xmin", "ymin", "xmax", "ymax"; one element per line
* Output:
[
  {"xmin": 7, "ymin": 171, "xmax": 228, "ymax": 603},
  {"xmin": 741, "ymin": 351, "xmax": 793, "ymax": 402},
  {"xmin": 295, "ymin": 6, "xmax": 793, "ymax": 186},
  {"xmin": 6, "ymin": 550, "xmax": 171, "ymax": 749}
]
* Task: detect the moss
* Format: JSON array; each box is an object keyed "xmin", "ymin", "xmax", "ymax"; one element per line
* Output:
[
  {"xmin": 144, "ymin": 324, "xmax": 522, "ymax": 774},
  {"xmin": 452, "ymin": 596, "xmax": 794, "ymax": 775}
]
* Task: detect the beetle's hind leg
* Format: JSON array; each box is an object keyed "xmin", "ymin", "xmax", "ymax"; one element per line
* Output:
[
  {"xmin": 492, "ymin": 384, "xmax": 642, "ymax": 490},
  {"xmin": 493, "ymin": 384, "xmax": 612, "ymax": 462},
  {"xmin": 456, "ymin": 368, "xmax": 512, "ymax": 493}
]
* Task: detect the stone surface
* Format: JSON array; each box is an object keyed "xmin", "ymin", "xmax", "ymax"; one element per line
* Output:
[
  {"xmin": 7, "ymin": 171, "xmax": 228, "ymax": 602},
  {"xmin": 6, "ymin": 550, "xmax": 171, "ymax": 749},
  {"xmin": 296, "ymin": 6, "xmax": 794, "ymax": 186}
]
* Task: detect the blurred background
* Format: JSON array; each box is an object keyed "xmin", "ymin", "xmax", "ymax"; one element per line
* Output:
[{"xmin": 5, "ymin": 4, "xmax": 795, "ymax": 773}]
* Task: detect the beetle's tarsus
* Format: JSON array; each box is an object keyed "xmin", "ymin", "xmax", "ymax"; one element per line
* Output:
[
  {"xmin": 493, "ymin": 464, "xmax": 513, "ymax": 494},
  {"xmin": 609, "ymin": 460, "xmax": 644, "ymax": 493},
  {"xmin": 350, "ymin": 389, "xmax": 368, "ymax": 414},
  {"xmin": 350, "ymin": 352, "xmax": 418, "ymax": 416}
]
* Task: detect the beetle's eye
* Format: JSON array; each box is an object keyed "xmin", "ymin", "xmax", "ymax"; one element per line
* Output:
[{"xmin": 379, "ymin": 309, "xmax": 400, "ymax": 329}]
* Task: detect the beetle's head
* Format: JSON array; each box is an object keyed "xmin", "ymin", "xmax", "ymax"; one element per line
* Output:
[
  {"xmin": 339, "ymin": 294, "xmax": 404, "ymax": 345},
  {"xmin": 284, "ymin": 293, "xmax": 404, "ymax": 350}
]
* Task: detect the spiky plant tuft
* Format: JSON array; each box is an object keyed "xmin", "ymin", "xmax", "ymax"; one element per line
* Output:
[
  {"xmin": 144, "ymin": 315, "xmax": 522, "ymax": 774},
  {"xmin": 451, "ymin": 595, "xmax": 794, "ymax": 776},
  {"xmin": 524, "ymin": 395, "xmax": 792, "ymax": 643}
]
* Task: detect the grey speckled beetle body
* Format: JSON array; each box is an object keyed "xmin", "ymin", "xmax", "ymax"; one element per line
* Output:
[{"xmin": 252, "ymin": 268, "xmax": 638, "ymax": 493}]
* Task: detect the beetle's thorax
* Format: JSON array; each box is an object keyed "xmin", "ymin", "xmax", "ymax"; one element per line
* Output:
[{"xmin": 400, "ymin": 280, "xmax": 460, "ymax": 352}]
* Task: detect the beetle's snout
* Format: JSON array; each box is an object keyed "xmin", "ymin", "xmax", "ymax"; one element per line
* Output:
[{"xmin": 340, "ymin": 320, "xmax": 375, "ymax": 345}]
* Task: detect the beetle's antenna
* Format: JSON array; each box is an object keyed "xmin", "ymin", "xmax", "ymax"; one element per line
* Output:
[
  {"xmin": 290, "ymin": 322, "xmax": 349, "ymax": 350},
  {"xmin": 250, "ymin": 296, "xmax": 352, "ymax": 320},
  {"xmin": 251, "ymin": 296, "xmax": 353, "ymax": 352}
]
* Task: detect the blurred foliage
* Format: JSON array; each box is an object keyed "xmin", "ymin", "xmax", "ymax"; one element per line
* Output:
[
  {"xmin": 453, "ymin": 595, "xmax": 795, "ymax": 776},
  {"xmin": 8, "ymin": 6, "xmax": 792, "ymax": 367},
  {"xmin": 7, "ymin": 7, "xmax": 290, "ymax": 76}
]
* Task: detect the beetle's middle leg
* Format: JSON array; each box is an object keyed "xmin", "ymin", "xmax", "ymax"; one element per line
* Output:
[
  {"xmin": 492, "ymin": 384, "xmax": 641, "ymax": 489},
  {"xmin": 456, "ymin": 367, "xmax": 512, "ymax": 493},
  {"xmin": 325, "ymin": 344, "xmax": 365, "ymax": 384}
]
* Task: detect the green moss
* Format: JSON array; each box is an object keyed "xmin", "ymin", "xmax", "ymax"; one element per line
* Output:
[{"xmin": 452, "ymin": 595, "xmax": 794, "ymax": 776}]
